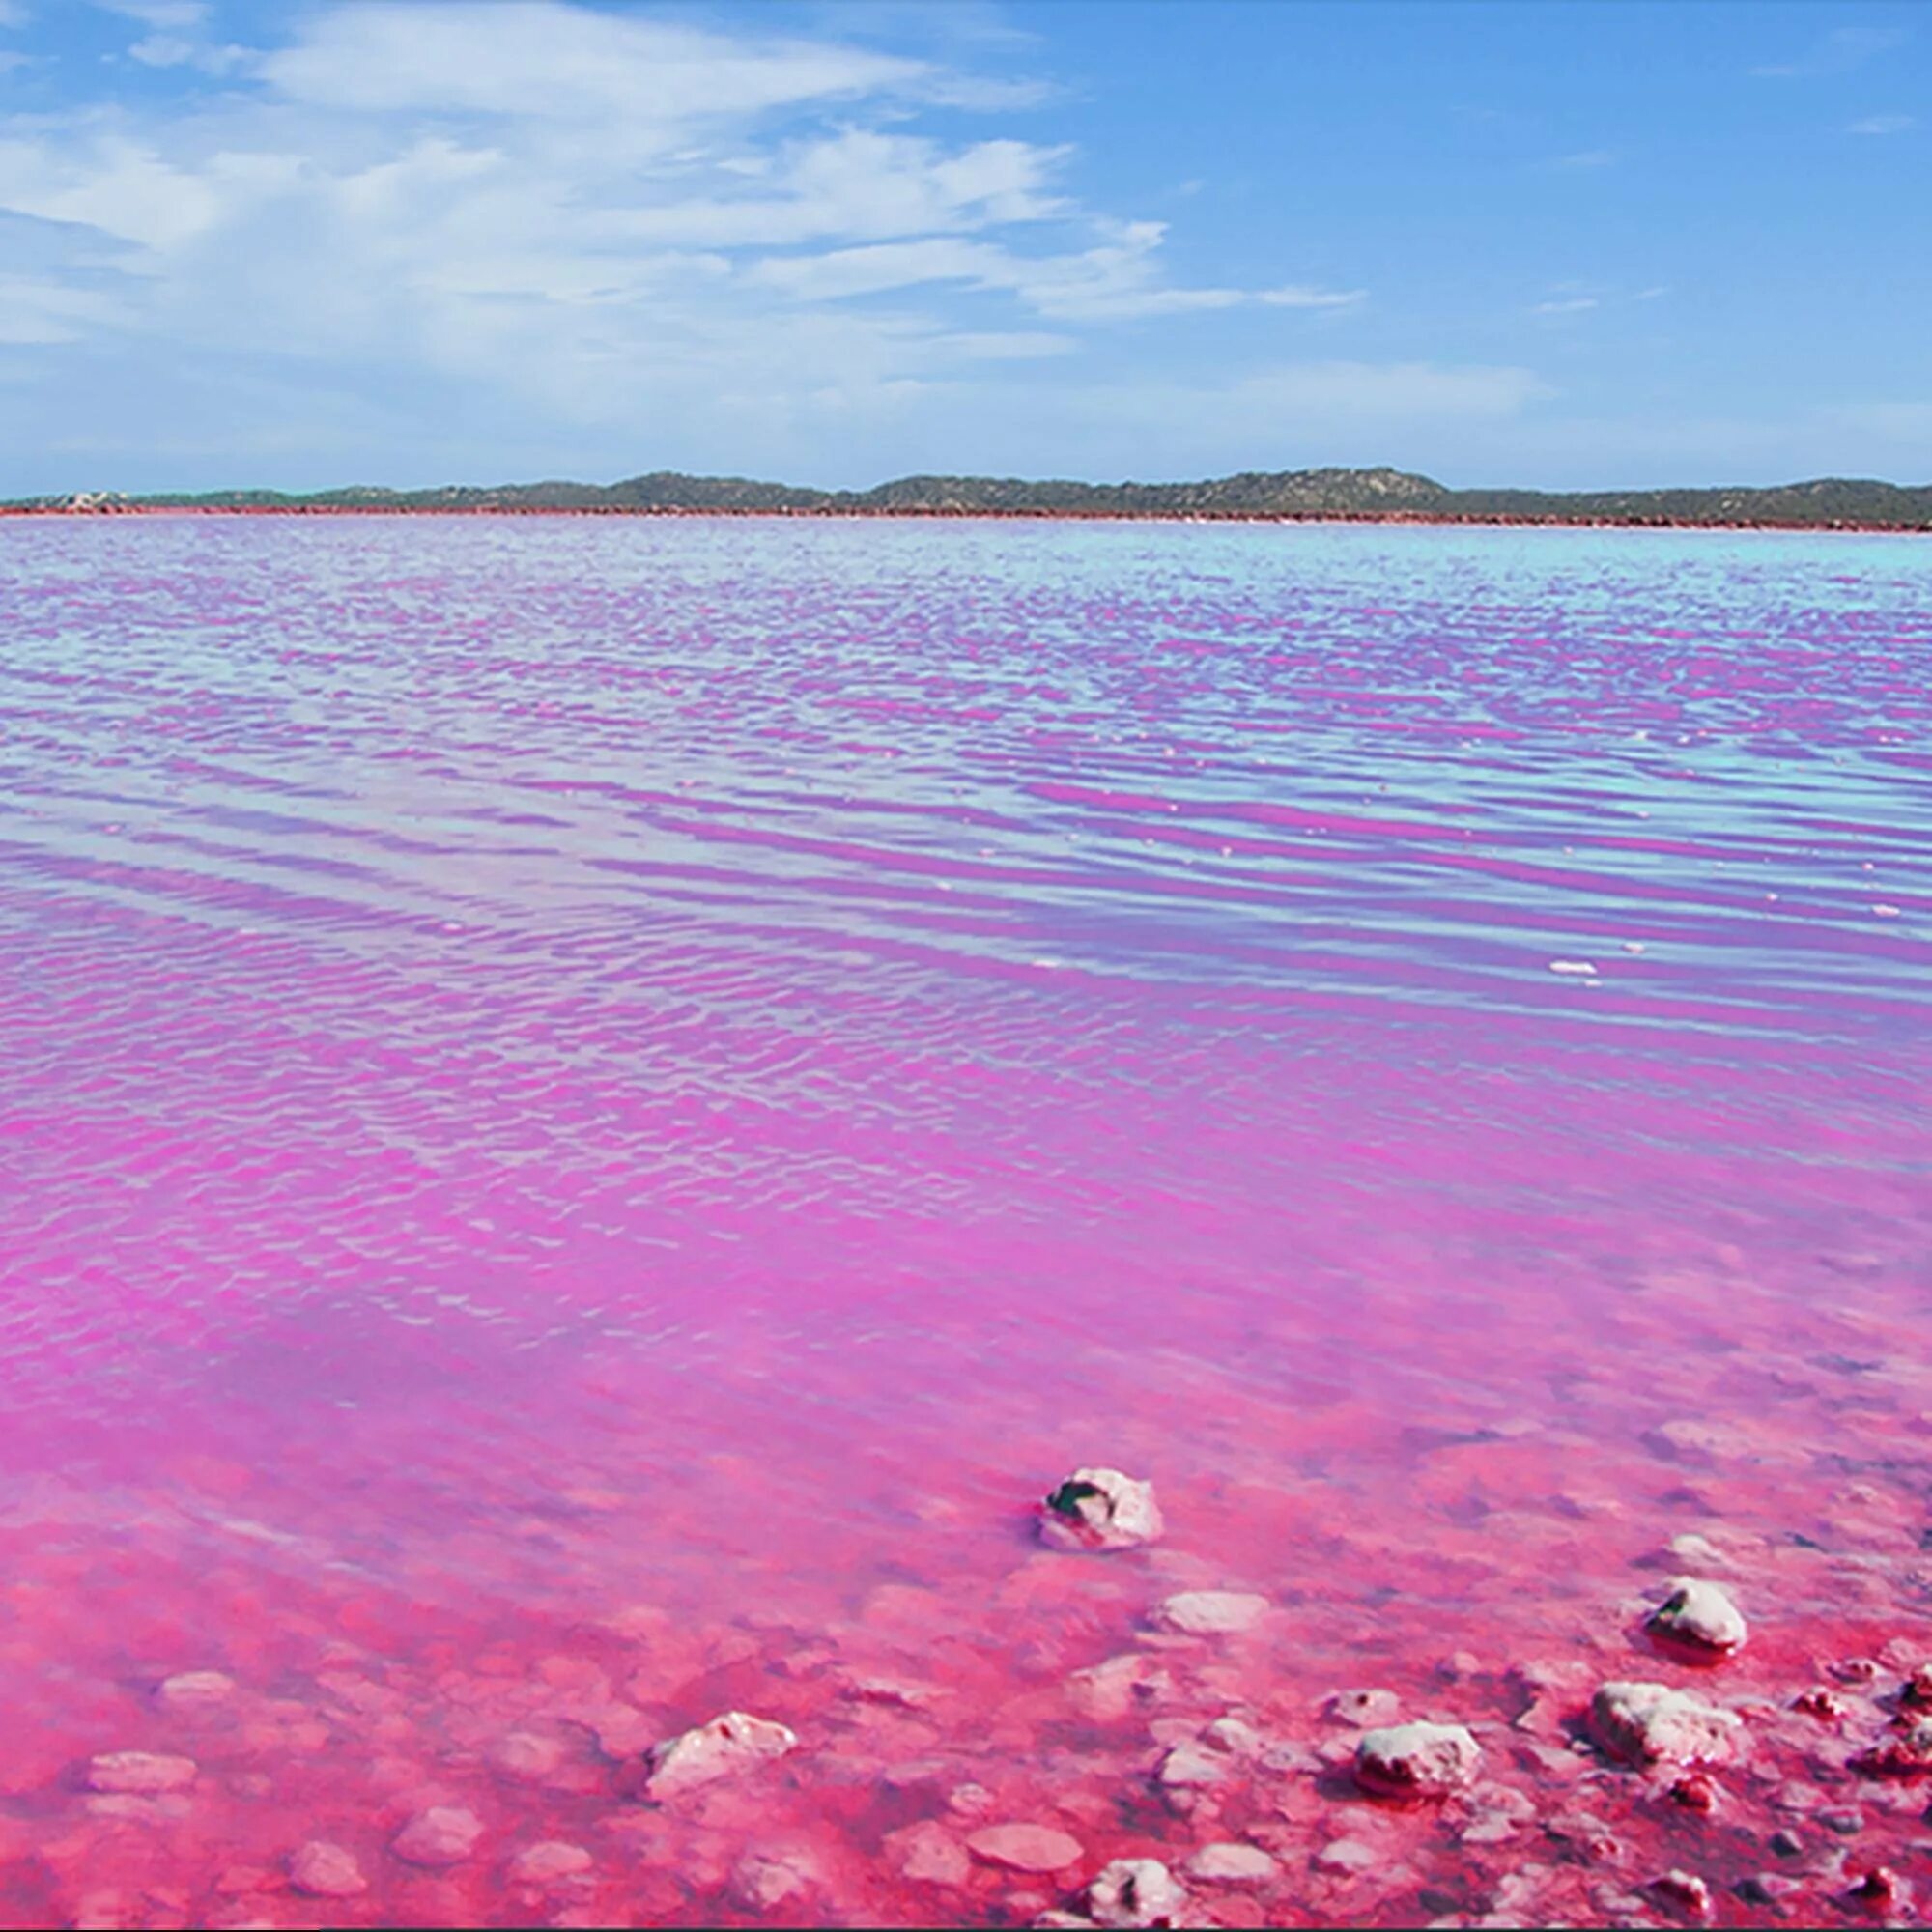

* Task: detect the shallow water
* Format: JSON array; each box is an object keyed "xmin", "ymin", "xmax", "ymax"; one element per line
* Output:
[{"xmin": 2, "ymin": 515, "xmax": 1930, "ymax": 1928}]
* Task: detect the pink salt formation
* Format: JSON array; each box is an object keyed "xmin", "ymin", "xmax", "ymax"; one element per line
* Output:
[
  {"xmin": 1352, "ymin": 1720, "xmax": 1483, "ymax": 1798},
  {"xmin": 1037, "ymin": 1467, "xmax": 1163, "ymax": 1552}
]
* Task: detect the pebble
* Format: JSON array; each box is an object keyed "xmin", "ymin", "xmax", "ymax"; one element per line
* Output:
[
  {"xmin": 1589, "ymin": 1682, "xmax": 1743, "ymax": 1766},
  {"xmin": 883, "ymin": 1820, "xmax": 971, "ymax": 1887},
  {"xmin": 730, "ymin": 1850, "xmax": 817, "ymax": 1910},
  {"xmin": 508, "ymin": 1842, "xmax": 593, "ymax": 1883},
  {"xmin": 489, "ymin": 1731, "xmax": 566, "ymax": 1780},
  {"xmin": 1354, "ymin": 1720, "xmax": 1483, "ymax": 1798},
  {"xmin": 1154, "ymin": 1741, "xmax": 1230, "ymax": 1790},
  {"xmin": 640, "ymin": 1710, "xmax": 797, "ymax": 1799},
  {"xmin": 1087, "ymin": 1858, "xmax": 1187, "ymax": 1928},
  {"xmin": 1184, "ymin": 1843, "xmax": 1278, "ymax": 1886},
  {"xmin": 1314, "ymin": 1838, "xmax": 1378, "ymax": 1875},
  {"xmin": 155, "ymin": 1671, "xmax": 236, "ymax": 1709},
  {"xmin": 1648, "ymin": 1577, "xmax": 1747, "ymax": 1653},
  {"xmin": 84, "ymin": 1752, "xmax": 198, "ymax": 1795},
  {"xmin": 1037, "ymin": 1468, "xmax": 1164, "ymax": 1553},
  {"xmin": 966, "ymin": 1823, "xmax": 1085, "ymax": 1873},
  {"xmin": 391, "ymin": 1805, "xmax": 485, "ymax": 1867},
  {"xmin": 1856, "ymin": 1719, "xmax": 1932, "ymax": 1777},
  {"xmin": 1652, "ymin": 1869, "xmax": 1713, "ymax": 1919},
  {"xmin": 1150, "ymin": 1590, "xmax": 1269, "ymax": 1635},
  {"xmin": 1323, "ymin": 1688, "xmax": 1400, "ymax": 1726},
  {"xmin": 288, "ymin": 1841, "xmax": 368, "ymax": 1898},
  {"xmin": 1548, "ymin": 959, "xmax": 1598, "ymax": 976}
]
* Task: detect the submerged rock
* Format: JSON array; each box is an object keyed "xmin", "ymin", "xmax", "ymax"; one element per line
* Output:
[
  {"xmin": 1151, "ymin": 1590, "xmax": 1268, "ymax": 1635},
  {"xmin": 639, "ymin": 1710, "xmax": 797, "ymax": 1800},
  {"xmin": 1590, "ymin": 1682, "xmax": 1742, "ymax": 1767},
  {"xmin": 1184, "ymin": 1842, "xmax": 1278, "ymax": 1885},
  {"xmin": 391, "ymin": 1804, "xmax": 485, "ymax": 1867},
  {"xmin": 966, "ymin": 1823, "xmax": 1085, "ymax": 1873},
  {"xmin": 1648, "ymin": 1578, "xmax": 1747, "ymax": 1654},
  {"xmin": 84, "ymin": 1752, "xmax": 197, "ymax": 1795},
  {"xmin": 1354, "ymin": 1721, "xmax": 1482, "ymax": 1798},
  {"xmin": 156, "ymin": 1671, "xmax": 236, "ymax": 1709},
  {"xmin": 730, "ymin": 1850, "xmax": 819, "ymax": 1910},
  {"xmin": 508, "ymin": 1841, "xmax": 594, "ymax": 1883},
  {"xmin": 1038, "ymin": 1468, "xmax": 1163, "ymax": 1552},
  {"xmin": 288, "ymin": 1841, "xmax": 368, "ymax": 1898},
  {"xmin": 883, "ymin": 1820, "xmax": 971, "ymax": 1887},
  {"xmin": 1855, "ymin": 1718, "xmax": 1932, "ymax": 1777},
  {"xmin": 1088, "ymin": 1858, "xmax": 1188, "ymax": 1929}
]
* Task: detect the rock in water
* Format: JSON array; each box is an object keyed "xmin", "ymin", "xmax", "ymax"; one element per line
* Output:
[
  {"xmin": 391, "ymin": 1805, "xmax": 484, "ymax": 1867},
  {"xmin": 966, "ymin": 1823, "xmax": 1085, "ymax": 1872},
  {"xmin": 1648, "ymin": 1577, "xmax": 1747, "ymax": 1654},
  {"xmin": 1151, "ymin": 1590, "xmax": 1269, "ymax": 1635},
  {"xmin": 155, "ymin": 1671, "xmax": 236, "ymax": 1709},
  {"xmin": 1088, "ymin": 1858, "xmax": 1188, "ymax": 1928},
  {"xmin": 1184, "ymin": 1842, "xmax": 1278, "ymax": 1885},
  {"xmin": 84, "ymin": 1753, "xmax": 197, "ymax": 1794},
  {"xmin": 1353, "ymin": 1721, "xmax": 1483, "ymax": 1798},
  {"xmin": 1037, "ymin": 1467, "xmax": 1163, "ymax": 1552},
  {"xmin": 288, "ymin": 1841, "xmax": 368, "ymax": 1898},
  {"xmin": 1590, "ymin": 1682, "xmax": 1742, "ymax": 1766},
  {"xmin": 640, "ymin": 1710, "xmax": 797, "ymax": 1799}
]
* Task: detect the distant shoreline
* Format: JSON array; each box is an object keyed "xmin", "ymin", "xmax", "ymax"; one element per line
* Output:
[{"xmin": 3, "ymin": 502, "xmax": 1928, "ymax": 535}]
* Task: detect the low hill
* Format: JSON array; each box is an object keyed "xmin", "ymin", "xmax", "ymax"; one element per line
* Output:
[{"xmin": 14, "ymin": 468, "xmax": 1932, "ymax": 527}]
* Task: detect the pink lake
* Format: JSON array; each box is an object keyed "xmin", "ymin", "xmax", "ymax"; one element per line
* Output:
[{"xmin": 2, "ymin": 514, "xmax": 1931, "ymax": 1928}]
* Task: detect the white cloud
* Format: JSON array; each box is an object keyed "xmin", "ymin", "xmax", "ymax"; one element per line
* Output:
[
  {"xmin": 0, "ymin": 1, "xmax": 28, "ymax": 29},
  {"xmin": 1750, "ymin": 26, "xmax": 1907, "ymax": 78},
  {"xmin": 0, "ymin": 0, "xmax": 1386, "ymax": 485},
  {"xmin": 257, "ymin": 3, "xmax": 927, "ymax": 122},
  {"xmin": 1534, "ymin": 296, "xmax": 1599, "ymax": 315},
  {"xmin": 1548, "ymin": 150, "xmax": 1617, "ymax": 170},
  {"xmin": 752, "ymin": 219, "xmax": 1242, "ymax": 320},
  {"xmin": 1848, "ymin": 114, "xmax": 1917, "ymax": 135},
  {"xmin": 94, "ymin": 0, "xmax": 208, "ymax": 23},
  {"xmin": 1259, "ymin": 284, "xmax": 1366, "ymax": 309}
]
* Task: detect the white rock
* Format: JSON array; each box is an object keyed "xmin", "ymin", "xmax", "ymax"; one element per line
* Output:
[
  {"xmin": 1548, "ymin": 960, "xmax": 1598, "ymax": 976},
  {"xmin": 1038, "ymin": 1468, "xmax": 1164, "ymax": 1552},
  {"xmin": 1354, "ymin": 1721, "xmax": 1483, "ymax": 1798},
  {"xmin": 1590, "ymin": 1681, "xmax": 1742, "ymax": 1766},
  {"xmin": 289, "ymin": 1840, "xmax": 368, "ymax": 1898},
  {"xmin": 1649, "ymin": 1577, "xmax": 1747, "ymax": 1653},
  {"xmin": 641, "ymin": 1710, "xmax": 796, "ymax": 1799},
  {"xmin": 1185, "ymin": 1842, "xmax": 1278, "ymax": 1885},
  {"xmin": 1151, "ymin": 1590, "xmax": 1268, "ymax": 1635},
  {"xmin": 1088, "ymin": 1858, "xmax": 1188, "ymax": 1928}
]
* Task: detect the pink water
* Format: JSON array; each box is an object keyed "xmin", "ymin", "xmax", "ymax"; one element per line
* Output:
[{"xmin": 3, "ymin": 515, "xmax": 1931, "ymax": 1928}]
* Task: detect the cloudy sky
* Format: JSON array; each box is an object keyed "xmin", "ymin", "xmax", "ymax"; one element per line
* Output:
[{"xmin": 0, "ymin": 0, "xmax": 1925, "ymax": 494}]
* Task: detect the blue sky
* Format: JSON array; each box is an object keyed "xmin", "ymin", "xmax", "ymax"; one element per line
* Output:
[{"xmin": 0, "ymin": 0, "xmax": 1925, "ymax": 494}]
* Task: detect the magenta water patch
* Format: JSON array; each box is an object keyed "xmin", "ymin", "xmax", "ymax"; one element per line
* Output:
[{"xmin": 2, "ymin": 515, "xmax": 1930, "ymax": 1928}]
